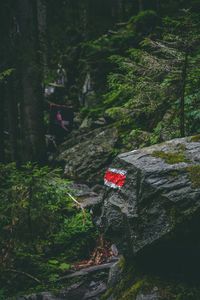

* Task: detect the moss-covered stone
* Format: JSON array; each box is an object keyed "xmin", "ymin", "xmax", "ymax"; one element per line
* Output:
[
  {"xmin": 152, "ymin": 150, "xmax": 190, "ymax": 164},
  {"xmin": 187, "ymin": 165, "xmax": 200, "ymax": 188},
  {"xmin": 105, "ymin": 265, "xmax": 135, "ymax": 300},
  {"xmin": 100, "ymin": 287, "xmax": 113, "ymax": 300},
  {"xmin": 103, "ymin": 269, "xmax": 200, "ymax": 300},
  {"xmin": 119, "ymin": 256, "xmax": 126, "ymax": 271},
  {"xmin": 175, "ymin": 143, "xmax": 187, "ymax": 152},
  {"xmin": 121, "ymin": 277, "xmax": 153, "ymax": 300},
  {"xmin": 190, "ymin": 134, "xmax": 200, "ymax": 142},
  {"xmin": 169, "ymin": 205, "xmax": 184, "ymax": 227},
  {"xmin": 165, "ymin": 170, "xmax": 179, "ymax": 179}
]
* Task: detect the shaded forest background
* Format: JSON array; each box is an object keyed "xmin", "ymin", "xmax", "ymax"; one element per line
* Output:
[
  {"xmin": 1, "ymin": 0, "xmax": 200, "ymax": 164},
  {"xmin": 1, "ymin": 0, "xmax": 200, "ymax": 298}
]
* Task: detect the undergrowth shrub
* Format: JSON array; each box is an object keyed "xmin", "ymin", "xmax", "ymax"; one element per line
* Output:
[{"xmin": 0, "ymin": 162, "xmax": 98, "ymax": 297}]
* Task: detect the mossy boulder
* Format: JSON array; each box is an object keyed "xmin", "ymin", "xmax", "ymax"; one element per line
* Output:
[
  {"xmin": 94, "ymin": 136, "xmax": 200, "ymax": 258},
  {"xmin": 56, "ymin": 127, "xmax": 118, "ymax": 184},
  {"xmin": 102, "ymin": 262, "xmax": 200, "ymax": 300}
]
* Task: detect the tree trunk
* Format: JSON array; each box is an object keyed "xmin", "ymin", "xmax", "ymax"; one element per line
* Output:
[
  {"xmin": 138, "ymin": 0, "xmax": 143, "ymax": 12},
  {"xmin": 0, "ymin": 83, "xmax": 5, "ymax": 162},
  {"xmin": 81, "ymin": 0, "xmax": 89, "ymax": 41},
  {"xmin": 18, "ymin": 0, "xmax": 46, "ymax": 164},
  {"xmin": 117, "ymin": 0, "xmax": 124, "ymax": 22},
  {"xmin": 180, "ymin": 51, "xmax": 188, "ymax": 137},
  {"xmin": 7, "ymin": 74, "xmax": 20, "ymax": 163},
  {"xmin": 37, "ymin": 0, "xmax": 48, "ymax": 79},
  {"xmin": 156, "ymin": 0, "xmax": 160, "ymax": 14}
]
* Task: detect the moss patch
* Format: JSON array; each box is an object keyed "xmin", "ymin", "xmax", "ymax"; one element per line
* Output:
[
  {"xmin": 187, "ymin": 165, "xmax": 200, "ymax": 188},
  {"xmin": 175, "ymin": 143, "xmax": 187, "ymax": 152},
  {"xmin": 119, "ymin": 256, "xmax": 126, "ymax": 271},
  {"xmin": 169, "ymin": 205, "xmax": 184, "ymax": 227},
  {"xmin": 190, "ymin": 135, "xmax": 200, "ymax": 142},
  {"xmin": 100, "ymin": 288, "xmax": 113, "ymax": 300},
  {"xmin": 101, "ymin": 253, "xmax": 200, "ymax": 300},
  {"xmin": 152, "ymin": 150, "xmax": 190, "ymax": 164},
  {"xmin": 165, "ymin": 170, "xmax": 179, "ymax": 179},
  {"xmin": 121, "ymin": 277, "xmax": 153, "ymax": 300},
  {"xmin": 103, "ymin": 271, "xmax": 200, "ymax": 300}
]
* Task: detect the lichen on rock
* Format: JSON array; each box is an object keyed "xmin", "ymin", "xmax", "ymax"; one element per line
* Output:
[
  {"xmin": 190, "ymin": 134, "xmax": 200, "ymax": 142},
  {"xmin": 152, "ymin": 150, "xmax": 190, "ymax": 164},
  {"xmin": 187, "ymin": 165, "xmax": 200, "ymax": 188}
]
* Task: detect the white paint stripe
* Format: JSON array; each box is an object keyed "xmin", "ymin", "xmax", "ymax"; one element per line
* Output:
[
  {"xmin": 108, "ymin": 168, "xmax": 126, "ymax": 176},
  {"xmin": 104, "ymin": 179, "xmax": 122, "ymax": 189}
]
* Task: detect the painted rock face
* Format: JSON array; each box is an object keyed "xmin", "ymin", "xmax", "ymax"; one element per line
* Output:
[
  {"xmin": 95, "ymin": 136, "xmax": 200, "ymax": 257},
  {"xmin": 104, "ymin": 168, "xmax": 126, "ymax": 189}
]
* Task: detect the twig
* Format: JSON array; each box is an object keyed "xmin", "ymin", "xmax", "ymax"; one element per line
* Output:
[
  {"xmin": 53, "ymin": 262, "xmax": 116, "ymax": 282},
  {"xmin": 8, "ymin": 268, "xmax": 42, "ymax": 284},
  {"xmin": 67, "ymin": 192, "xmax": 86, "ymax": 225}
]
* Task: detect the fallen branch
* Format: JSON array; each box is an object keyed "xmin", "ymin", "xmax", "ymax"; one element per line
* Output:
[
  {"xmin": 67, "ymin": 192, "xmax": 86, "ymax": 225},
  {"xmin": 8, "ymin": 268, "xmax": 42, "ymax": 284},
  {"xmin": 54, "ymin": 261, "xmax": 116, "ymax": 282}
]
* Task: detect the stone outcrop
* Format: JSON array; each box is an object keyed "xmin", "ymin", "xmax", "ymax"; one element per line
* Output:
[
  {"xmin": 94, "ymin": 135, "xmax": 200, "ymax": 299},
  {"xmin": 56, "ymin": 127, "xmax": 118, "ymax": 184},
  {"xmin": 94, "ymin": 136, "xmax": 200, "ymax": 257}
]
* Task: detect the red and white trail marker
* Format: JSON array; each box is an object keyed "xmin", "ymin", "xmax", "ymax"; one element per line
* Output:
[{"xmin": 104, "ymin": 168, "xmax": 126, "ymax": 189}]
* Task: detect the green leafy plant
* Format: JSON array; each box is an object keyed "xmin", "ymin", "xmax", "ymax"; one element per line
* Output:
[
  {"xmin": 0, "ymin": 162, "xmax": 97, "ymax": 297},
  {"xmin": 0, "ymin": 68, "xmax": 15, "ymax": 81}
]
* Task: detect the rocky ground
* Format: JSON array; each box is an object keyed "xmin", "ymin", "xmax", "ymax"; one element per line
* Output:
[{"xmin": 44, "ymin": 134, "xmax": 200, "ymax": 299}]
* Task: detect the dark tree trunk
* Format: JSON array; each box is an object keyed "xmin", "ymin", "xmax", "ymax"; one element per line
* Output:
[
  {"xmin": 138, "ymin": 0, "xmax": 143, "ymax": 12},
  {"xmin": 117, "ymin": 0, "xmax": 124, "ymax": 22},
  {"xmin": 81, "ymin": 0, "xmax": 89, "ymax": 41},
  {"xmin": 180, "ymin": 51, "xmax": 188, "ymax": 137},
  {"xmin": 0, "ymin": 84, "xmax": 5, "ymax": 162},
  {"xmin": 37, "ymin": 0, "xmax": 48, "ymax": 79},
  {"xmin": 7, "ymin": 74, "xmax": 20, "ymax": 163},
  {"xmin": 156, "ymin": 0, "xmax": 160, "ymax": 13},
  {"xmin": 18, "ymin": 0, "xmax": 46, "ymax": 164}
]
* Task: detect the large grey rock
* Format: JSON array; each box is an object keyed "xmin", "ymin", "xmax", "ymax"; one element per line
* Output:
[
  {"xmin": 94, "ymin": 136, "xmax": 200, "ymax": 257},
  {"xmin": 57, "ymin": 127, "xmax": 118, "ymax": 184},
  {"xmin": 107, "ymin": 260, "xmax": 122, "ymax": 289}
]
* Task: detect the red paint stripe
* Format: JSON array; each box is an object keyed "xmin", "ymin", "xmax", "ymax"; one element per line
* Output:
[{"xmin": 104, "ymin": 171, "xmax": 126, "ymax": 187}]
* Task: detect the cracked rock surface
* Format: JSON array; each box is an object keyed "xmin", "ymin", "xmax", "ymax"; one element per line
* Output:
[{"xmin": 94, "ymin": 136, "xmax": 200, "ymax": 257}]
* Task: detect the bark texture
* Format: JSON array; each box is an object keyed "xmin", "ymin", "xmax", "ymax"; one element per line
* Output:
[{"xmin": 18, "ymin": 0, "xmax": 45, "ymax": 163}]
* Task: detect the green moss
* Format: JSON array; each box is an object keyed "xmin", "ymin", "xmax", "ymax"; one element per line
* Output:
[
  {"xmin": 190, "ymin": 135, "xmax": 200, "ymax": 142},
  {"xmin": 119, "ymin": 256, "xmax": 126, "ymax": 271},
  {"xmin": 121, "ymin": 278, "xmax": 153, "ymax": 300},
  {"xmin": 187, "ymin": 165, "xmax": 200, "ymax": 188},
  {"xmin": 114, "ymin": 274, "xmax": 200, "ymax": 300},
  {"xmin": 159, "ymin": 282, "xmax": 200, "ymax": 300},
  {"xmin": 110, "ymin": 268, "xmax": 135, "ymax": 299},
  {"xmin": 102, "ymin": 262, "xmax": 200, "ymax": 300},
  {"xmin": 101, "ymin": 244, "xmax": 200, "ymax": 300},
  {"xmin": 169, "ymin": 206, "xmax": 183, "ymax": 227},
  {"xmin": 165, "ymin": 170, "xmax": 179, "ymax": 179},
  {"xmin": 175, "ymin": 143, "xmax": 187, "ymax": 152},
  {"xmin": 152, "ymin": 150, "xmax": 190, "ymax": 164},
  {"xmin": 100, "ymin": 288, "xmax": 113, "ymax": 300},
  {"xmin": 110, "ymin": 148, "xmax": 120, "ymax": 158}
]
